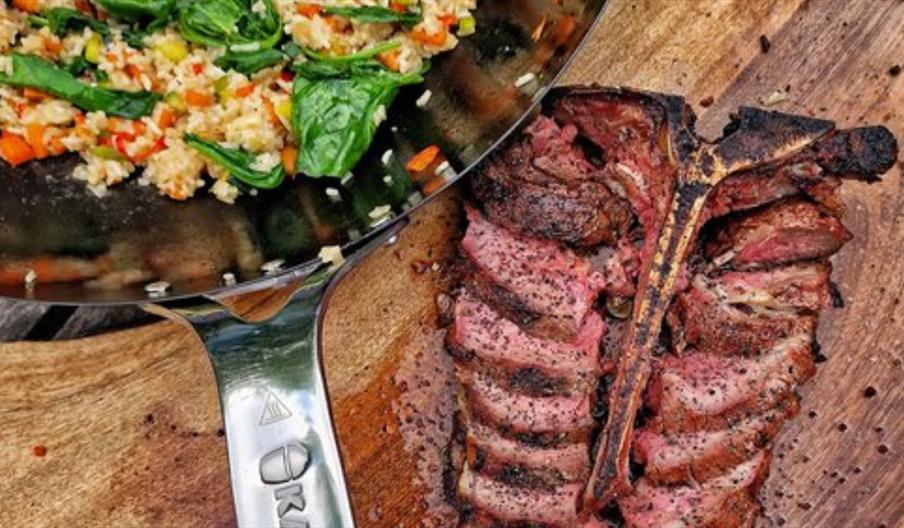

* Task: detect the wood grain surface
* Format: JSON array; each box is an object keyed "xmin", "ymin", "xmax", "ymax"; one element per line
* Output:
[{"xmin": 2, "ymin": 0, "xmax": 904, "ymax": 526}]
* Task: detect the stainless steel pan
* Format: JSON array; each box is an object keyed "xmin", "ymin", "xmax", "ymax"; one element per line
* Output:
[{"xmin": 0, "ymin": 2, "xmax": 607, "ymax": 526}]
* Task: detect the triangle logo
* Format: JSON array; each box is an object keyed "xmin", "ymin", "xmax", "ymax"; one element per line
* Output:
[{"xmin": 259, "ymin": 391, "xmax": 292, "ymax": 425}]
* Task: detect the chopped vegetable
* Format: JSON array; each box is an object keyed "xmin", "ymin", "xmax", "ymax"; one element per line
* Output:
[
  {"xmin": 0, "ymin": 53, "xmax": 161, "ymax": 119},
  {"xmin": 90, "ymin": 145, "xmax": 126, "ymax": 160},
  {"xmin": 30, "ymin": 8, "xmax": 110, "ymax": 37},
  {"xmin": 184, "ymin": 88, "xmax": 213, "ymax": 107},
  {"xmin": 214, "ymin": 48, "xmax": 286, "ymax": 75},
  {"xmin": 94, "ymin": 0, "xmax": 176, "ymax": 26},
  {"xmin": 84, "ymin": 33, "xmax": 104, "ymax": 64},
  {"xmin": 458, "ymin": 15, "xmax": 476, "ymax": 36},
  {"xmin": 296, "ymin": 4, "xmax": 322, "ymax": 17},
  {"xmin": 177, "ymin": 0, "xmax": 282, "ymax": 50},
  {"xmin": 405, "ymin": 145, "xmax": 439, "ymax": 172},
  {"xmin": 281, "ymin": 145, "xmax": 297, "ymax": 175},
  {"xmin": 184, "ymin": 133, "xmax": 285, "ymax": 189},
  {"xmin": 153, "ymin": 38, "xmax": 189, "ymax": 63},
  {"xmin": 61, "ymin": 55, "xmax": 93, "ymax": 76},
  {"xmin": 25, "ymin": 123, "xmax": 50, "ymax": 159},
  {"xmin": 291, "ymin": 56, "xmax": 423, "ymax": 177},
  {"xmin": 411, "ymin": 26, "xmax": 447, "ymax": 46},
  {"xmin": 0, "ymin": 132, "xmax": 36, "ymax": 166},
  {"xmin": 12, "ymin": 0, "xmax": 40, "ymax": 14},
  {"xmin": 324, "ymin": 6, "xmax": 422, "ymax": 27}
]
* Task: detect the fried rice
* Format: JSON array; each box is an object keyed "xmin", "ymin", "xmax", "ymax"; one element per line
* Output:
[{"xmin": 0, "ymin": 0, "xmax": 476, "ymax": 202}]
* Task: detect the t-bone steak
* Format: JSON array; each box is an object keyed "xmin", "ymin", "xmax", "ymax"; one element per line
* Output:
[{"xmin": 446, "ymin": 86, "xmax": 897, "ymax": 527}]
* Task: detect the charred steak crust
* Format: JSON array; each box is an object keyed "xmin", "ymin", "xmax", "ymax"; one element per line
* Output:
[{"xmin": 447, "ymin": 85, "xmax": 898, "ymax": 528}]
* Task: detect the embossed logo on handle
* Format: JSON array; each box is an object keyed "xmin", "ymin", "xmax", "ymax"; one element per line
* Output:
[{"xmin": 260, "ymin": 443, "xmax": 311, "ymax": 528}]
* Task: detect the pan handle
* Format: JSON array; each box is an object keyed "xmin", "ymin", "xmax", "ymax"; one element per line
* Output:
[
  {"xmin": 184, "ymin": 272, "xmax": 354, "ymax": 528},
  {"xmin": 158, "ymin": 226, "xmax": 406, "ymax": 528}
]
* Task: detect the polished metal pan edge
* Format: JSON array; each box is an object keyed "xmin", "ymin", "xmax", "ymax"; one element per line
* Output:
[{"xmin": 0, "ymin": 0, "xmax": 609, "ymax": 306}]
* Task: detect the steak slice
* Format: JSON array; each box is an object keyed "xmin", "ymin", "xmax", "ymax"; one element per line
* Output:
[
  {"xmin": 460, "ymin": 206, "xmax": 605, "ymax": 337},
  {"xmin": 704, "ymin": 263, "xmax": 832, "ymax": 311},
  {"xmin": 645, "ymin": 335, "xmax": 816, "ymax": 433},
  {"xmin": 705, "ymin": 199, "xmax": 852, "ymax": 268},
  {"xmin": 619, "ymin": 451, "xmax": 769, "ymax": 528},
  {"xmin": 448, "ymin": 291, "xmax": 603, "ymax": 395},
  {"xmin": 466, "ymin": 421, "xmax": 591, "ymax": 486},
  {"xmin": 458, "ymin": 463, "xmax": 585, "ymax": 527},
  {"xmin": 472, "ymin": 116, "xmax": 632, "ymax": 247},
  {"xmin": 459, "ymin": 368, "xmax": 595, "ymax": 437},
  {"xmin": 668, "ymin": 270, "xmax": 823, "ymax": 356},
  {"xmin": 633, "ymin": 400, "xmax": 797, "ymax": 484}
]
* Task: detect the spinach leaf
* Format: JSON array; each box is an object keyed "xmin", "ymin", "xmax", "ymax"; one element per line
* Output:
[
  {"xmin": 30, "ymin": 8, "xmax": 110, "ymax": 36},
  {"xmin": 60, "ymin": 55, "xmax": 94, "ymax": 76},
  {"xmin": 324, "ymin": 6, "xmax": 422, "ymax": 27},
  {"xmin": 184, "ymin": 133, "xmax": 285, "ymax": 189},
  {"xmin": 0, "ymin": 54, "xmax": 160, "ymax": 119},
  {"xmin": 215, "ymin": 48, "xmax": 286, "ymax": 75},
  {"xmin": 94, "ymin": 0, "xmax": 176, "ymax": 25},
  {"xmin": 291, "ymin": 60, "xmax": 422, "ymax": 177},
  {"xmin": 300, "ymin": 40, "xmax": 400, "ymax": 64},
  {"xmin": 177, "ymin": 0, "xmax": 282, "ymax": 50}
]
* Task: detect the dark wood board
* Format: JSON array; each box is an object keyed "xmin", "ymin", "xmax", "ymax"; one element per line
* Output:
[{"xmin": 2, "ymin": 0, "xmax": 903, "ymax": 526}]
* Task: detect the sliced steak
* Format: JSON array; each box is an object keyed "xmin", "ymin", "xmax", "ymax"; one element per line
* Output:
[
  {"xmin": 619, "ymin": 451, "xmax": 769, "ymax": 528},
  {"xmin": 645, "ymin": 335, "xmax": 816, "ymax": 433},
  {"xmin": 459, "ymin": 368, "xmax": 595, "ymax": 437},
  {"xmin": 633, "ymin": 400, "xmax": 797, "ymax": 484},
  {"xmin": 460, "ymin": 206, "xmax": 605, "ymax": 337},
  {"xmin": 466, "ymin": 420, "xmax": 591, "ymax": 485},
  {"xmin": 704, "ymin": 263, "xmax": 832, "ymax": 311},
  {"xmin": 669, "ymin": 272, "xmax": 821, "ymax": 357},
  {"xmin": 705, "ymin": 199, "xmax": 852, "ymax": 268},
  {"xmin": 472, "ymin": 116, "xmax": 632, "ymax": 246},
  {"xmin": 458, "ymin": 463, "xmax": 585, "ymax": 527},
  {"xmin": 448, "ymin": 291, "xmax": 603, "ymax": 395}
]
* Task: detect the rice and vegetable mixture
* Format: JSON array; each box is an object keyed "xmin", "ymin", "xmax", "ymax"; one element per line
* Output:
[{"xmin": 0, "ymin": 0, "xmax": 476, "ymax": 202}]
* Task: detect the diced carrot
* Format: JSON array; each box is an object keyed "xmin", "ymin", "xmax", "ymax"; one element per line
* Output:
[
  {"xmin": 263, "ymin": 98, "xmax": 280, "ymax": 126},
  {"xmin": 411, "ymin": 27, "xmax": 447, "ymax": 47},
  {"xmin": 126, "ymin": 64, "xmax": 143, "ymax": 79},
  {"xmin": 12, "ymin": 0, "xmax": 40, "ymax": 13},
  {"xmin": 191, "ymin": 62, "xmax": 205, "ymax": 75},
  {"xmin": 25, "ymin": 123, "xmax": 49, "ymax": 159},
  {"xmin": 234, "ymin": 84, "xmax": 255, "ymax": 98},
  {"xmin": 184, "ymin": 89, "xmax": 214, "ymax": 107},
  {"xmin": 156, "ymin": 108, "xmax": 176, "ymax": 129},
  {"xmin": 389, "ymin": 2, "xmax": 406, "ymax": 13},
  {"xmin": 406, "ymin": 145, "xmax": 440, "ymax": 173},
  {"xmin": 281, "ymin": 146, "xmax": 298, "ymax": 175},
  {"xmin": 22, "ymin": 87, "xmax": 47, "ymax": 101},
  {"xmin": 421, "ymin": 174, "xmax": 446, "ymax": 196},
  {"xmin": 0, "ymin": 132, "xmax": 36, "ymax": 166},
  {"xmin": 439, "ymin": 14, "xmax": 458, "ymax": 27},
  {"xmin": 43, "ymin": 37, "xmax": 63, "ymax": 55},
  {"xmin": 378, "ymin": 49, "xmax": 401, "ymax": 71},
  {"xmin": 106, "ymin": 52, "xmax": 118, "ymax": 62},
  {"xmin": 296, "ymin": 3, "xmax": 322, "ymax": 17},
  {"xmin": 74, "ymin": 113, "xmax": 86, "ymax": 126},
  {"xmin": 131, "ymin": 120, "xmax": 146, "ymax": 135}
]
